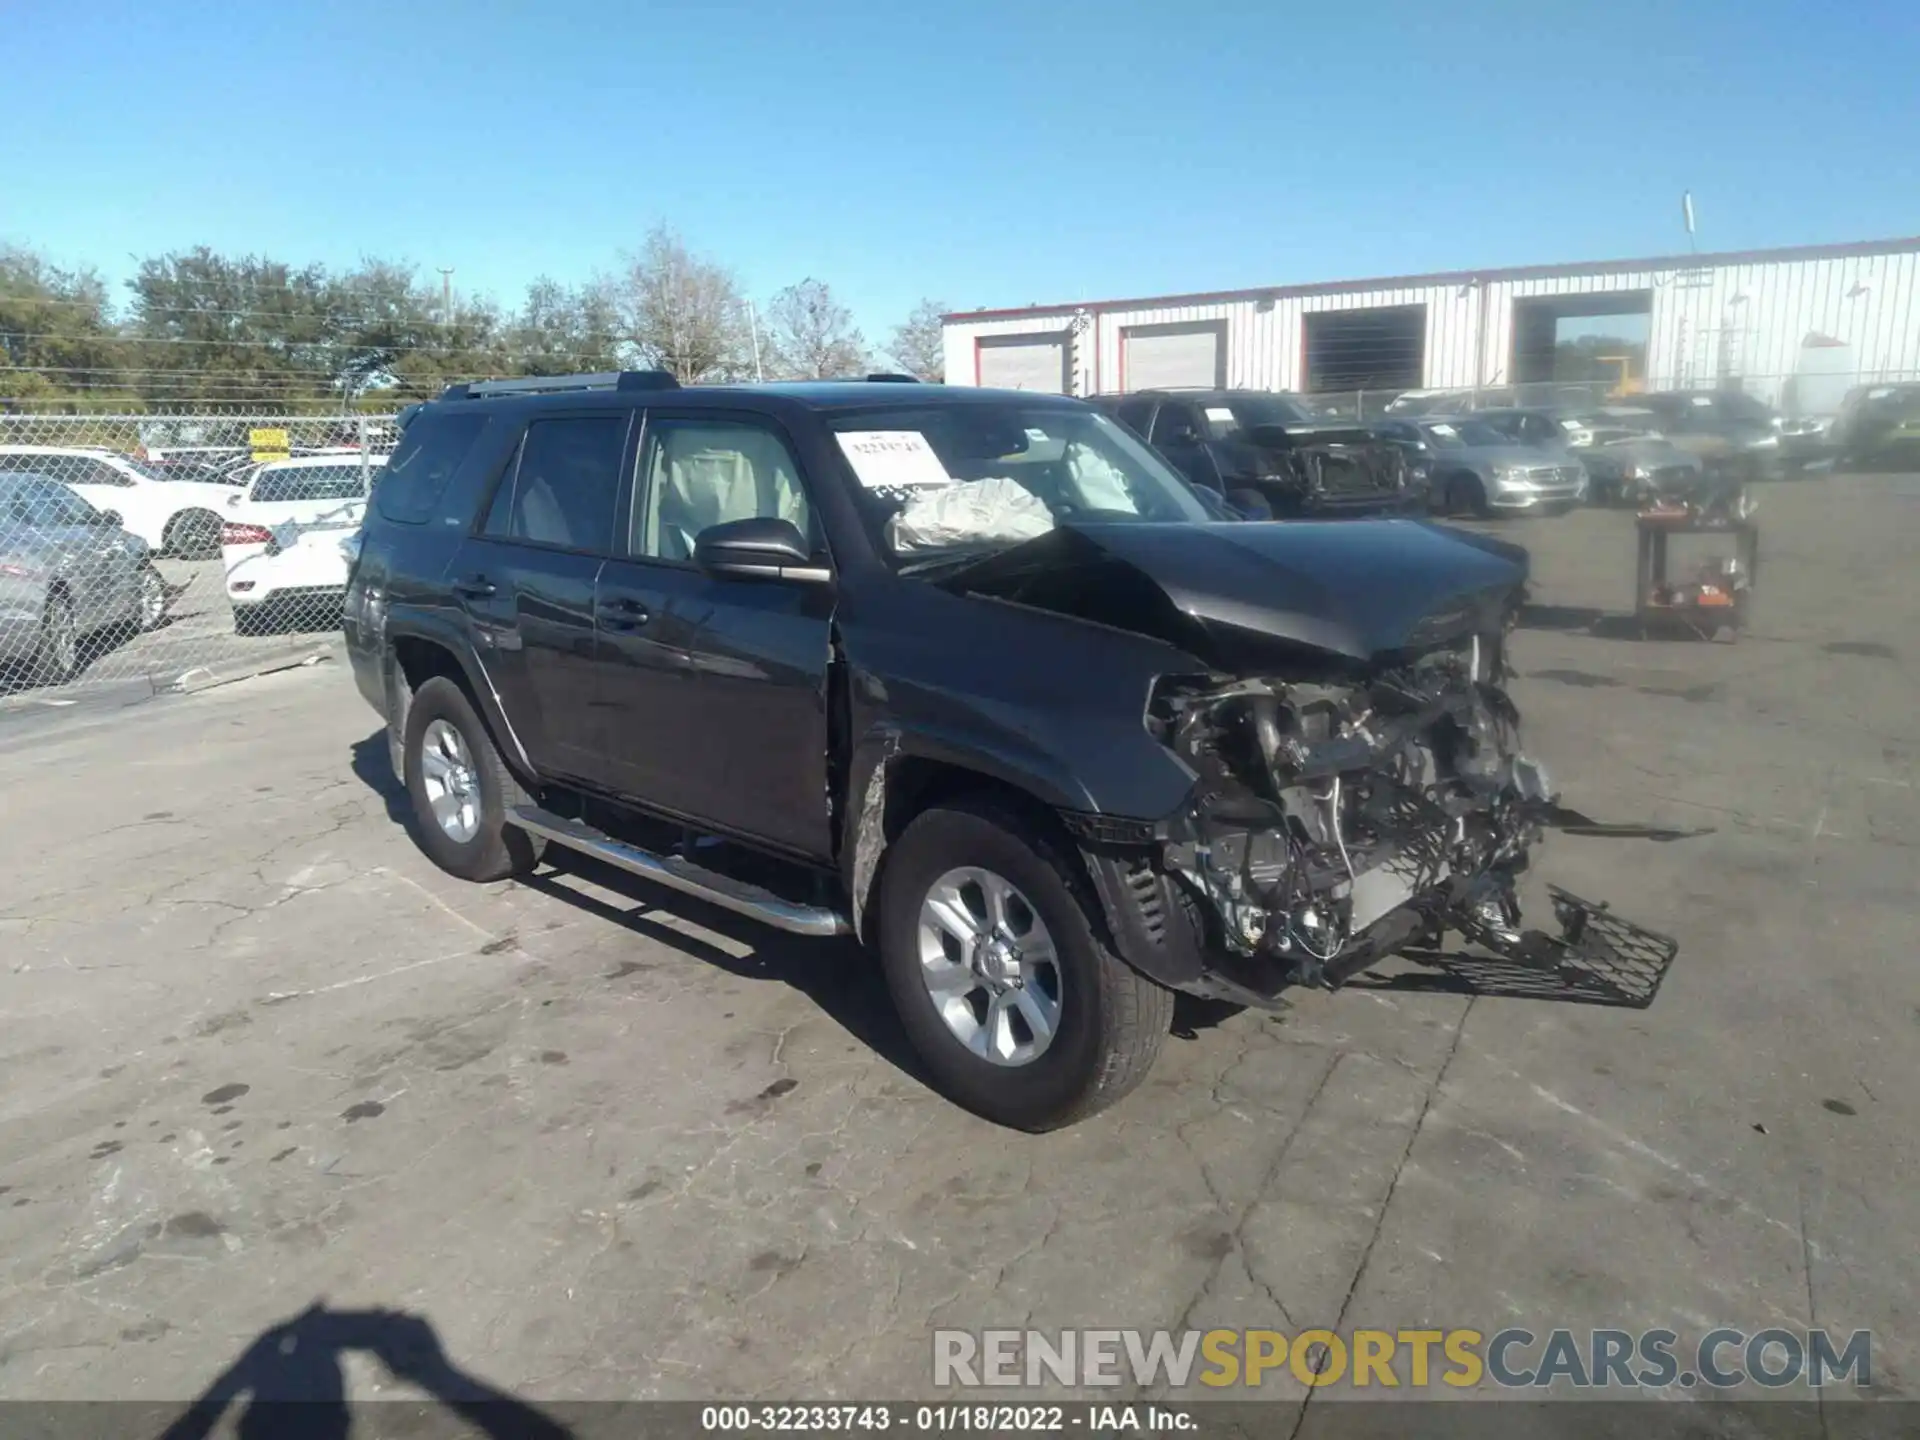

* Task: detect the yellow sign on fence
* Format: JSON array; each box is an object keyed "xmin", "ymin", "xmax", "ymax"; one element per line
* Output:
[{"xmin": 249, "ymin": 427, "xmax": 291, "ymax": 462}]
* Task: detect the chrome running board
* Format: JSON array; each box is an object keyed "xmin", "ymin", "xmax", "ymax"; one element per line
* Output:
[{"xmin": 508, "ymin": 805, "xmax": 851, "ymax": 938}]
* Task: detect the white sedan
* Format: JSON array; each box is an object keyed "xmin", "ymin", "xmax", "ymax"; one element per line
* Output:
[
  {"xmin": 220, "ymin": 455, "xmax": 386, "ymax": 635},
  {"xmin": 0, "ymin": 445, "xmax": 233, "ymax": 557}
]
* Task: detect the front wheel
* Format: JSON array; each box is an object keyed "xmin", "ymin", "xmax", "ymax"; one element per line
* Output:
[
  {"xmin": 136, "ymin": 565, "xmax": 168, "ymax": 632},
  {"xmin": 877, "ymin": 800, "xmax": 1173, "ymax": 1131},
  {"xmin": 1444, "ymin": 474, "xmax": 1489, "ymax": 518},
  {"xmin": 402, "ymin": 675, "xmax": 542, "ymax": 882},
  {"xmin": 35, "ymin": 592, "xmax": 79, "ymax": 685}
]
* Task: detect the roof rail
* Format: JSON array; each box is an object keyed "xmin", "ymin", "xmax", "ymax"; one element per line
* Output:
[
  {"xmin": 863, "ymin": 372, "xmax": 921, "ymax": 383},
  {"xmin": 439, "ymin": 371, "xmax": 682, "ymax": 401}
]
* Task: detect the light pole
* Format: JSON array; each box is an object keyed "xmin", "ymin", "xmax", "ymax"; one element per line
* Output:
[{"xmin": 438, "ymin": 267, "xmax": 455, "ymax": 326}]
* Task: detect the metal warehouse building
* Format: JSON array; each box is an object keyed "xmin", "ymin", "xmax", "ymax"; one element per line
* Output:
[{"xmin": 942, "ymin": 236, "xmax": 1920, "ymax": 412}]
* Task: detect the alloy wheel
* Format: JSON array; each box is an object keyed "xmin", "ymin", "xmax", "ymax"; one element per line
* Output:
[
  {"xmin": 419, "ymin": 718, "xmax": 482, "ymax": 843},
  {"xmin": 916, "ymin": 866, "xmax": 1063, "ymax": 1067}
]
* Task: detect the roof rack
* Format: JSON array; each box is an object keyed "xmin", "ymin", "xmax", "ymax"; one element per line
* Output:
[
  {"xmin": 863, "ymin": 373, "xmax": 921, "ymax": 383},
  {"xmin": 438, "ymin": 371, "xmax": 682, "ymax": 401}
]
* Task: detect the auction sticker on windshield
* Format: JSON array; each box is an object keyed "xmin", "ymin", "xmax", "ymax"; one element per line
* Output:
[{"xmin": 836, "ymin": 431, "xmax": 953, "ymax": 490}]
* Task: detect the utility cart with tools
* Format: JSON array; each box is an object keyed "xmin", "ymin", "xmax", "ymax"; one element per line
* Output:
[{"xmin": 1633, "ymin": 497, "xmax": 1759, "ymax": 641}]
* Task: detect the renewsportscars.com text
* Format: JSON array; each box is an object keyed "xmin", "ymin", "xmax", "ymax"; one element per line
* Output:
[{"xmin": 933, "ymin": 1327, "xmax": 1872, "ymax": 1391}]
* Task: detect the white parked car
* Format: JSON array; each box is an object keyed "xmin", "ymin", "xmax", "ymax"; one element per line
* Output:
[
  {"xmin": 220, "ymin": 455, "xmax": 385, "ymax": 634},
  {"xmin": 0, "ymin": 446, "xmax": 232, "ymax": 557}
]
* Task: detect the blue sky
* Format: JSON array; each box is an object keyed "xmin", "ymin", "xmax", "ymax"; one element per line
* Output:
[{"xmin": 6, "ymin": 0, "xmax": 1915, "ymax": 338}]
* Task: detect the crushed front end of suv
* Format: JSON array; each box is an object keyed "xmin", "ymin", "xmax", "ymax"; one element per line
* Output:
[{"xmin": 346, "ymin": 373, "xmax": 1679, "ymax": 1131}]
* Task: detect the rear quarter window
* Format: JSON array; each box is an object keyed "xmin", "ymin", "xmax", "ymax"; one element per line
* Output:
[
  {"xmin": 374, "ymin": 412, "xmax": 490, "ymax": 525},
  {"xmin": 252, "ymin": 464, "xmax": 372, "ymax": 504}
]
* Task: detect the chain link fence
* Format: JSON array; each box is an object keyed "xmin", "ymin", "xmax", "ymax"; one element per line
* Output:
[{"xmin": 0, "ymin": 411, "xmax": 398, "ymax": 704}]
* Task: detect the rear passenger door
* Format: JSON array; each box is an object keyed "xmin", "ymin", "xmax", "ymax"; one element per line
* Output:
[
  {"xmin": 590, "ymin": 410, "xmax": 836, "ymax": 860},
  {"xmin": 448, "ymin": 410, "xmax": 634, "ymax": 782}
]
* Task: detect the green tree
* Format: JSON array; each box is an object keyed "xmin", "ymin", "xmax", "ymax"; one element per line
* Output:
[
  {"xmin": 0, "ymin": 246, "xmax": 127, "ymax": 408},
  {"xmin": 126, "ymin": 247, "xmax": 337, "ymax": 407}
]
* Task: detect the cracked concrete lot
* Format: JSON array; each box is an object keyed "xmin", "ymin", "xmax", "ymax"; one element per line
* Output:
[{"xmin": 0, "ymin": 475, "xmax": 1915, "ymax": 1418}]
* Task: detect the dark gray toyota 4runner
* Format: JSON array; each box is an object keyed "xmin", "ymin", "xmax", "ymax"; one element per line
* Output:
[{"xmin": 346, "ymin": 371, "xmax": 1673, "ymax": 1130}]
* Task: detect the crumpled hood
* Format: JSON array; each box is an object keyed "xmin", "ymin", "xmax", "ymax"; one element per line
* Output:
[{"xmin": 936, "ymin": 518, "xmax": 1529, "ymax": 667}]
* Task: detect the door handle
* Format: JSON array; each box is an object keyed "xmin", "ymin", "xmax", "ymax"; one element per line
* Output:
[
  {"xmin": 452, "ymin": 575, "xmax": 496, "ymax": 599},
  {"xmin": 596, "ymin": 597, "xmax": 651, "ymax": 629}
]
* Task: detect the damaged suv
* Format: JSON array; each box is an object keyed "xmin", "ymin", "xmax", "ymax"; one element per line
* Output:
[{"xmin": 346, "ymin": 372, "xmax": 1669, "ymax": 1131}]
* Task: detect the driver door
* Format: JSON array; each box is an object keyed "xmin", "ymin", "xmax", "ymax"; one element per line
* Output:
[{"xmin": 590, "ymin": 411, "xmax": 837, "ymax": 860}]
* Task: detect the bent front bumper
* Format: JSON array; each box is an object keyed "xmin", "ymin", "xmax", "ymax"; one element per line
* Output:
[{"xmin": 1071, "ymin": 829, "xmax": 1679, "ymax": 1011}]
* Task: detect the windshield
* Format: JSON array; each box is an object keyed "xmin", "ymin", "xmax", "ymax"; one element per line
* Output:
[
  {"xmin": 828, "ymin": 403, "xmax": 1211, "ymax": 570},
  {"xmin": 1201, "ymin": 394, "xmax": 1317, "ymax": 439},
  {"xmin": 1420, "ymin": 420, "xmax": 1507, "ymax": 449},
  {"xmin": 248, "ymin": 463, "xmax": 374, "ymax": 505}
]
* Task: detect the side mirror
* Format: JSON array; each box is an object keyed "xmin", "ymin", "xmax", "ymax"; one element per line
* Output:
[{"xmin": 692, "ymin": 516, "xmax": 830, "ymax": 583}]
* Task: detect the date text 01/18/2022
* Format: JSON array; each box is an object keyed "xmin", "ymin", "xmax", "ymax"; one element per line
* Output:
[{"xmin": 700, "ymin": 1404, "xmax": 1197, "ymax": 1432}]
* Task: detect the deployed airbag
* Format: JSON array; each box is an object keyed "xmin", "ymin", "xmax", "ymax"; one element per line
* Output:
[{"xmin": 886, "ymin": 477, "xmax": 1055, "ymax": 554}]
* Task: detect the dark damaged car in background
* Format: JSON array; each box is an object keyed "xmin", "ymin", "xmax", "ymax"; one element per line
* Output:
[
  {"xmin": 1090, "ymin": 388, "xmax": 1428, "ymax": 519},
  {"xmin": 346, "ymin": 373, "xmax": 1680, "ymax": 1131}
]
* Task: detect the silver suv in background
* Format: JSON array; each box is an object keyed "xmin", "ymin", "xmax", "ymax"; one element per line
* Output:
[{"xmin": 1373, "ymin": 418, "xmax": 1588, "ymax": 516}]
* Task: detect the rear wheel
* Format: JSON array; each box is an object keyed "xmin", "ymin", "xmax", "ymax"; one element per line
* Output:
[
  {"xmin": 877, "ymin": 799, "xmax": 1173, "ymax": 1130},
  {"xmin": 165, "ymin": 509, "xmax": 222, "ymax": 559},
  {"xmin": 233, "ymin": 603, "xmax": 274, "ymax": 637},
  {"xmin": 402, "ymin": 675, "xmax": 542, "ymax": 882}
]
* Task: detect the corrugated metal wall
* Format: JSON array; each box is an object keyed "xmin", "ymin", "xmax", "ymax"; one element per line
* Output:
[{"xmin": 945, "ymin": 245, "xmax": 1920, "ymax": 408}]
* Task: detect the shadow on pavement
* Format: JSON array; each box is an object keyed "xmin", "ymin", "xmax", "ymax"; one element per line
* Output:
[
  {"xmin": 1516, "ymin": 603, "xmax": 1646, "ymax": 640},
  {"xmin": 526, "ymin": 848, "xmax": 927, "ymax": 1084},
  {"xmin": 349, "ymin": 730, "xmax": 411, "ymax": 828},
  {"xmin": 346, "ymin": 731, "xmax": 929, "ymax": 1089},
  {"xmin": 157, "ymin": 1302, "xmax": 571, "ymax": 1440}
]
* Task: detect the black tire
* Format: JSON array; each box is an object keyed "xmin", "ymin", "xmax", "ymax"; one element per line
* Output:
[
  {"xmin": 1444, "ymin": 473, "xmax": 1489, "ymax": 518},
  {"xmin": 876, "ymin": 799, "xmax": 1173, "ymax": 1131},
  {"xmin": 165, "ymin": 509, "xmax": 223, "ymax": 560},
  {"xmin": 233, "ymin": 604, "xmax": 274, "ymax": 637},
  {"xmin": 35, "ymin": 591, "xmax": 79, "ymax": 685},
  {"xmin": 401, "ymin": 675, "xmax": 542, "ymax": 882}
]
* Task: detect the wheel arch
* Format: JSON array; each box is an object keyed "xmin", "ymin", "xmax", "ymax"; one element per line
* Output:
[
  {"xmin": 844, "ymin": 735, "xmax": 1090, "ymax": 950},
  {"xmin": 384, "ymin": 628, "xmax": 537, "ymax": 789}
]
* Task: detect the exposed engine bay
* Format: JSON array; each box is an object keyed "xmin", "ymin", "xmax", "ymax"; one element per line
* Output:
[{"xmin": 1149, "ymin": 631, "xmax": 1610, "ymax": 991}]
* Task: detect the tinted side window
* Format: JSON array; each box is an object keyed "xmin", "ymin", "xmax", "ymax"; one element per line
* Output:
[
  {"xmin": 481, "ymin": 415, "xmax": 628, "ymax": 554},
  {"xmin": 1115, "ymin": 399, "xmax": 1156, "ymax": 437},
  {"xmin": 375, "ymin": 412, "xmax": 489, "ymax": 525},
  {"xmin": 85, "ymin": 459, "xmax": 136, "ymax": 487},
  {"xmin": 1149, "ymin": 403, "xmax": 1199, "ymax": 445}
]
